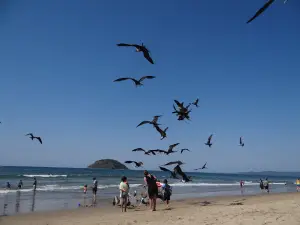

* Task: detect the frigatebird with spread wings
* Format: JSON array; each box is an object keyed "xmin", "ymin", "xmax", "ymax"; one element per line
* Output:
[
  {"xmin": 114, "ymin": 76, "xmax": 155, "ymax": 87},
  {"xmin": 117, "ymin": 43, "xmax": 154, "ymax": 64}
]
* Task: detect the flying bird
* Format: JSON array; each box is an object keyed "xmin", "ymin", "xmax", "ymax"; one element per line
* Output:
[
  {"xmin": 163, "ymin": 161, "xmax": 184, "ymax": 166},
  {"xmin": 116, "ymin": 43, "xmax": 154, "ymax": 64},
  {"xmin": 205, "ymin": 134, "xmax": 213, "ymax": 148},
  {"xmin": 192, "ymin": 98, "xmax": 199, "ymax": 108},
  {"xmin": 113, "ymin": 76, "xmax": 155, "ymax": 87},
  {"xmin": 173, "ymin": 100, "xmax": 192, "ymax": 121},
  {"xmin": 181, "ymin": 148, "xmax": 190, "ymax": 154},
  {"xmin": 166, "ymin": 143, "xmax": 180, "ymax": 155},
  {"xmin": 132, "ymin": 148, "xmax": 156, "ymax": 155},
  {"xmin": 150, "ymin": 149, "xmax": 168, "ymax": 155},
  {"xmin": 247, "ymin": 0, "xmax": 276, "ymax": 24},
  {"xmin": 154, "ymin": 124, "xmax": 168, "ymax": 140},
  {"xmin": 239, "ymin": 137, "xmax": 245, "ymax": 147},
  {"xmin": 159, "ymin": 166, "xmax": 178, "ymax": 179},
  {"xmin": 26, "ymin": 133, "xmax": 42, "ymax": 144},
  {"xmin": 174, "ymin": 165, "xmax": 191, "ymax": 182},
  {"xmin": 124, "ymin": 161, "xmax": 143, "ymax": 168},
  {"xmin": 195, "ymin": 162, "xmax": 207, "ymax": 170},
  {"xmin": 137, "ymin": 115, "xmax": 162, "ymax": 128}
]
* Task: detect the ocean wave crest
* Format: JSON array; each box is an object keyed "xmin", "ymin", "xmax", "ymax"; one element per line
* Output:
[{"xmin": 22, "ymin": 174, "xmax": 68, "ymax": 178}]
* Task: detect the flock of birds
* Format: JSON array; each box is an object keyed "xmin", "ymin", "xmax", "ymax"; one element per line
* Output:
[
  {"xmin": 113, "ymin": 0, "xmax": 288, "ymax": 182},
  {"xmin": 0, "ymin": 0, "xmax": 288, "ymax": 182},
  {"xmin": 114, "ymin": 43, "xmax": 246, "ymax": 182}
]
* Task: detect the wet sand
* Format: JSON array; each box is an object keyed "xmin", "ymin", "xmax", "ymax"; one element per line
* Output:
[{"xmin": 1, "ymin": 192, "xmax": 300, "ymax": 225}]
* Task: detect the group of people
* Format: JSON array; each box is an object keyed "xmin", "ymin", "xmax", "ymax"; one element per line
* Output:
[
  {"xmin": 112, "ymin": 170, "xmax": 172, "ymax": 212},
  {"xmin": 5, "ymin": 177, "xmax": 37, "ymax": 191}
]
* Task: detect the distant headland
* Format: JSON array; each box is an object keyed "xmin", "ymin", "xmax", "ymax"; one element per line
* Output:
[{"xmin": 88, "ymin": 159, "xmax": 128, "ymax": 170}]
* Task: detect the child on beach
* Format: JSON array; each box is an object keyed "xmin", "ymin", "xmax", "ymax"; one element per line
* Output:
[
  {"xmin": 83, "ymin": 184, "xmax": 87, "ymax": 194},
  {"xmin": 161, "ymin": 179, "xmax": 172, "ymax": 208},
  {"xmin": 119, "ymin": 176, "xmax": 130, "ymax": 212},
  {"xmin": 296, "ymin": 178, "xmax": 300, "ymax": 192}
]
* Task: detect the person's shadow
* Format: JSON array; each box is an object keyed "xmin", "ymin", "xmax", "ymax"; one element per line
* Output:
[
  {"xmin": 31, "ymin": 191, "xmax": 36, "ymax": 212},
  {"xmin": 15, "ymin": 191, "xmax": 21, "ymax": 213}
]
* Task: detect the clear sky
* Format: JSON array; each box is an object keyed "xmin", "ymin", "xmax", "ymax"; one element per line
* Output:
[{"xmin": 0, "ymin": 0, "xmax": 299, "ymax": 172}]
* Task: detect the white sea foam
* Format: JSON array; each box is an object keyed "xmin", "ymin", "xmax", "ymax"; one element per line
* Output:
[
  {"xmin": 22, "ymin": 174, "xmax": 68, "ymax": 178},
  {"xmin": 170, "ymin": 181, "xmax": 287, "ymax": 187},
  {"xmin": 0, "ymin": 183, "xmax": 142, "ymax": 195}
]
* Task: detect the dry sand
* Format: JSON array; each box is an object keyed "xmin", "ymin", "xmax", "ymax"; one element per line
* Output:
[{"xmin": 1, "ymin": 193, "xmax": 300, "ymax": 225}]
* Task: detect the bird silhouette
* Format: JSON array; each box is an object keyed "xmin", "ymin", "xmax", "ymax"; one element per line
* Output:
[
  {"xmin": 136, "ymin": 115, "xmax": 162, "ymax": 128},
  {"xmin": 174, "ymin": 165, "xmax": 192, "ymax": 182},
  {"xmin": 132, "ymin": 148, "xmax": 156, "ymax": 155},
  {"xmin": 180, "ymin": 149, "xmax": 190, "ymax": 154},
  {"xmin": 154, "ymin": 124, "xmax": 168, "ymax": 140},
  {"xmin": 117, "ymin": 43, "xmax": 154, "ymax": 64},
  {"xmin": 247, "ymin": 0, "xmax": 277, "ymax": 24},
  {"xmin": 163, "ymin": 161, "xmax": 184, "ymax": 166},
  {"xmin": 159, "ymin": 166, "xmax": 178, "ymax": 179},
  {"xmin": 114, "ymin": 76, "xmax": 155, "ymax": 87},
  {"xmin": 150, "ymin": 149, "xmax": 168, "ymax": 155},
  {"xmin": 165, "ymin": 143, "xmax": 180, "ymax": 155},
  {"xmin": 192, "ymin": 98, "xmax": 199, "ymax": 108},
  {"xmin": 173, "ymin": 100, "xmax": 192, "ymax": 121},
  {"xmin": 205, "ymin": 134, "xmax": 213, "ymax": 148},
  {"xmin": 195, "ymin": 162, "xmax": 207, "ymax": 170},
  {"xmin": 124, "ymin": 161, "xmax": 143, "ymax": 168},
  {"xmin": 26, "ymin": 133, "xmax": 42, "ymax": 144},
  {"xmin": 239, "ymin": 137, "xmax": 245, "ymax": 147}
]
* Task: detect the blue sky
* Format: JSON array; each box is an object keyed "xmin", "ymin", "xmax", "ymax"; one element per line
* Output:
[{"xmin": 0, "ymin": 0, "xmax": 299, "ymax": 172}]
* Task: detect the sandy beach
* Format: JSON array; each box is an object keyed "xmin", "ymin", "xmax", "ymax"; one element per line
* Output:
[{"xmin": 1, "ymin": 192, "xmax": 300, "ymax": 225}]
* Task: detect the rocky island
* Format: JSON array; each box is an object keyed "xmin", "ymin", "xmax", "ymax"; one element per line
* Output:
[{"xmin": 88, "ymin": 159, "xmax": 128, "ymax": 169}]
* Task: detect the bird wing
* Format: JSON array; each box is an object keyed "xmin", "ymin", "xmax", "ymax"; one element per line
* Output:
[
  {"xmin": 142, "ymin": 50, "xmax": 154, "ymax": 64},
  {"xmin": 36, "ymin": 137, "xmax": 42, "ymax": 144},
  {"xmin": 181, "ymin": 149, "xmax": 190, "ymax": 153},
  {"xmin": 139, "ymin": 76, "xmax": 156, "ymax": 82},
  {"xmin": 240, "ymin": 137, "xmax": 243, "ymax": 144},
  {"xmin": 247, "ymin": 0, "xmax": 275, "ymax": 24},
  {"xmin": 193, "ymin": 98, "xmax": 199, "ymax": 106},
  {"xmin": 136, "ymin": 121, "xmax": 151, "ymax": 127},
  {"xmin": 132, "ymin": 148, "xmax": 145, "ymax": 152},
  {"xmin": 174, "ymin": 100, "xmax": 184, "ymax": 108},
  {"xmin": 25, "ymin": 133, "xmax": 33, "ymax": 136},
  {"xmin": 135, "ymin": 162, "xmax": 143, "ymax": 167},
  {"xmin": 114, "ymin": 77, "xmax": 138, "ymax": 85},
  {"xmin": 202, "ymin": 162, "xmax": 207, "ymax": 169},
  {"xmin": 164, "ymin": 161, "xmax": 177, "ymax": 166},
  {"xmin": 124, "ymin": 161, "xmax": 134, "ymax": 164},
  {"xmin": 117, "ymin": 43, "xmax": 139, "ymax": 47},
  {"xmin": 208, "ymin": 134, "xmax": 213, "ymax": 142},
  {"xmin": 159, "ymin": 166, "xmax": 172, "ymax": 172},
  {"xmin": 152, "ymin": 115, "xmax": 162, "ymax": 124}
]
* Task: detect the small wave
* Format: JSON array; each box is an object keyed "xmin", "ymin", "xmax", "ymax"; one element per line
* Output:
[
  {"xmin": 0, "ymin": 183, "xmax": 142, "ymax": 195},
  {"xmin": 170, "ymin": 181, "xmax": 287, "ymax": 187},
  {"xmin": 22, "ymin": 174, "xmax": 68, "ymax": 178}
]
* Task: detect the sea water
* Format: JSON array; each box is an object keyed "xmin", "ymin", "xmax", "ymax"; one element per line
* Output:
[{"xmin": 0, "ymin": 166, "xmax": 297, "ymax": 216}]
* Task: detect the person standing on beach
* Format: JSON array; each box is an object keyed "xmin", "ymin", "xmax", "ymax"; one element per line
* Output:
[
  {"xmin": 18, "ymin": 180, "xmax": 23, "ymax": 189},
  {"xmin": 92, "ymin": 177, "xmax": 98, "ymax": 202},
  {"xmin": 119, "ymin": 176, "xmax": 130, "ymax": 212},
  {"xmin": 6, "ymin": 182, "xmax": 11, "ymax": 189},
  {"xmin": 296, "ymin": 178, "xmax": 300, "ymax": 192},
  {"xmin": 143, "ymin": 170, "xmax": 158, "ymax": 211},
  {"xmin": 263, "ymin": 178, "xmax": 269, "ymax": 193},
  {"xmin": 33, "ymin": 178, "xmax": 37, "ymax": 191},
  {"xmin": 161, "ymin": 179, "xmax": 172, "ymax": 209}
]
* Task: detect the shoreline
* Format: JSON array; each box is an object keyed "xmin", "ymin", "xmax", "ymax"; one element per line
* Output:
[{"xmin": 2, "ymin": 192, "xmax": 300, "ymax": 225}]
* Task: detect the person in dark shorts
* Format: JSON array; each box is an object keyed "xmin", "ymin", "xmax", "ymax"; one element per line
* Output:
[
  {"xmin": 18, "ymin": 180, "xmax": 23, "ymax": 189},
  {"xmin": 144, "ymin": 170, "xmax": 158, "ymax": 211},
  {"xmin": 162, "ymin": 179, "xmax": 172, "ymax": 208},
  {"xmin": 33, "ymin": 178, "xmax": 37, "ymax": 191},
  {"xmin": 92, "ymin": 177, "xmax": 98, "ymax": 202}
]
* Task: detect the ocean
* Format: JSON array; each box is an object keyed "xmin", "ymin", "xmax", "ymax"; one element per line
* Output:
[{"xmin": 0, "ymin": 166, "xmax": 297, "ymax": 216}]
